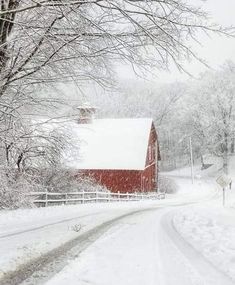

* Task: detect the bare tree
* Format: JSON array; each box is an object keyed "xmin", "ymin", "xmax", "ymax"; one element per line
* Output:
[
  {"xmin": 191, "ymin": 63, "xmax": 235, "ymax": 174},
  {"xmin": 0, "ymin": 1, "xmax": 232, "ymax": 96},
  {"xmin": 0, "ymin": 1, "xmax": 232, "ymax": 142}
]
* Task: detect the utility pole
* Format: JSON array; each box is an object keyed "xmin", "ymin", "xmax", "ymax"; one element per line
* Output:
[{"xmin": 189, "ymin": 136, "xmax": 194, "ymax": 184}]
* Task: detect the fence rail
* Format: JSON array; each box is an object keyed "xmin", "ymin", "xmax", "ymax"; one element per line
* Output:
[{"xmin": 29, "ymin": 190, "xmax": 165, "ymax": 206}]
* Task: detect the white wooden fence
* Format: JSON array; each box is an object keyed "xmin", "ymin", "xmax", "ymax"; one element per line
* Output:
[{"xmin": 29, "ymin": 191, "xmax": 165, "ymax": 207}]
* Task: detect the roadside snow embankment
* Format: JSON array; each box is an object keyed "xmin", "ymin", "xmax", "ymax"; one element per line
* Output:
[{"xmin": 173, "ymin": 206, "xmax": 235, "ymax": 281}]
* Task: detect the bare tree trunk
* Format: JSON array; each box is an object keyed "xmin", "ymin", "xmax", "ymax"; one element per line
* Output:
[
  {"xmin": 0, "ymin": 0, "xmax": 19, "ymax": 73},
  {"xmin": 223, "ymin": 153, "xmax": 228, "ymax": 174},
  {"xmin": 201, "ymin": 155, "xmax": 205, "ymax": 170}
]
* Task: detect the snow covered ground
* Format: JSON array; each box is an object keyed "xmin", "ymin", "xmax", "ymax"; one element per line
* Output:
[
  {"xmin": 1, "ymin": 162, "xmax": 235, "ymax": 285},
  {"xmin": 44, "ymin": 206, "xmax": 235, "ymax": 285},
  {"xmin": 173, "ymin": 206, "xmax": 235, "ymax": 282},
  {"xmin": 0, "ymin": 201, "xmax": 162, "ymax": 279}
]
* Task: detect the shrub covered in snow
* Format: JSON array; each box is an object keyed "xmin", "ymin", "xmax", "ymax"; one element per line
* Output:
[
  {"xmin": 75, "ymin": 175, "xmax": 109, "ymax": 194},
  {"xmin": 0, "ymin": 171, "xmax": 35, "ymax": 210},
  {"xmin": 0, "ymin": 169, "xmax": 109, "ymax": 210},
  {"xmin": 33, "ymin": 168, "xmax": 109, "ymax": 194},
  {"xmin": 158, "ymin": 175, "xmax": 178, "ymax": 194}
]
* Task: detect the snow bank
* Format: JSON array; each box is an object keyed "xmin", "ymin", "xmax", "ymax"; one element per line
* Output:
[{"xmin": 173, "ymin": 206, "xmax": 235, "ymax": 281}]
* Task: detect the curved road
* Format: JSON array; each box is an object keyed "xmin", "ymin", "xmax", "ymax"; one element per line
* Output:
[{"xmin": 37, "ymin": 205, "xmax": 234, "ymax": 285}]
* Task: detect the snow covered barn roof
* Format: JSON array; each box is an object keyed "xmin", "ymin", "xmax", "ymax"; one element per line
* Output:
[{"xmin": 64, "ymin": 118, "xmax": 155, "ymax": 171}]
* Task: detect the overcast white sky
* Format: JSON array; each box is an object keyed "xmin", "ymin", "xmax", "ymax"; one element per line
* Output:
[{"xmin": 118, "ymin": 0, "xmax": 235, "ymax": 84}]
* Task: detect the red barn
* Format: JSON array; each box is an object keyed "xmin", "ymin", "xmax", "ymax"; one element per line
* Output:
[{"xmin": 65, "ymin": 108, "xmax": 160, "ymax": 193}]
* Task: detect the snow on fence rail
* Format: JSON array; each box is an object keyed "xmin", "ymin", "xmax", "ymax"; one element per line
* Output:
[{"xmin": 29, "ymin": 191, "xmax": 165, "ymax": 207}]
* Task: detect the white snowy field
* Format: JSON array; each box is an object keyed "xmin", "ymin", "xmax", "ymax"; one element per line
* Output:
[{"xmin": 0, "ymin": 167, "xmax": 235, "ymax": 285}]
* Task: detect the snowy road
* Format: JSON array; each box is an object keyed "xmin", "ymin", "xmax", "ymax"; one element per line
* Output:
[
  {"xmin": 1, "ymin": 177, "xmax": 234, "ymax": 285},
  {"xmin": 40, "ymin": 207, "xmax": 234, "ymax": 285}
]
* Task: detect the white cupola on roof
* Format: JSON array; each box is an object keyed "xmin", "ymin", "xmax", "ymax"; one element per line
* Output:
[{"xmin": 76, "ymin": 102, "xmax": 96, "ymax": 124}]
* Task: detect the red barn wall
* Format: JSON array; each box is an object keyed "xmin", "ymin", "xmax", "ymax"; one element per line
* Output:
[
  {"xmin": 141, "ymin": 163, "xmax": 156, "ymax": 192},
  {"xmin": 80, "ymin": 169, "xmax": 142, "ymax": 193},
  {"xmin": 141, "ymin": 123, "xmax": 159, "ymax": 192},
  {"xmin": 145, "ymin": 124, "xmax": 157, "ymax": 167},
  {"xmin": 79, "ymin": 165, "xmax": 157, "ymax": 193}
]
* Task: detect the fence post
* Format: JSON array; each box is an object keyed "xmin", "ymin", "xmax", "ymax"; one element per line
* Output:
[
  {"xmin": 45, "ymin": 190, "xmax": 48, "ymax": 207},
  {"xmin": 118, "ymin": 191, "xmax": 120, "ymax": 202},
  {"xmin": 127, "ymin": 192, "xmax": 129, "ymax": 201},
  {"xmin": 82, "ymin": 190, "xmax": 85, "ymax": 204},
  {"xmin": 96, "ymin": 190, "xmax": 98, "ymax": 203},
  {"xmin": 65, "ymin": 193, "xmax": 68, "ymax": 205}
]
